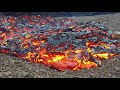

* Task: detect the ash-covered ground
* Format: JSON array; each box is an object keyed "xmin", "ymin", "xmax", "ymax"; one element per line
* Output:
[{"xmin": 0, "ymin": 12, "xmax": 120, "ymax": 78}]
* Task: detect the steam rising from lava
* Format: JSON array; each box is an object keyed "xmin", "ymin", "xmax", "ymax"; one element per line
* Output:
[{"xmin": 0, "ymin": 15, "xmax": 119, "ymax": 71}]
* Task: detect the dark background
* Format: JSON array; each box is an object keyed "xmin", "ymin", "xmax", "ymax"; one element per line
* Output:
[{"xmin": 0, "ymin": 0, "xmax": 119, "ymax": 11}]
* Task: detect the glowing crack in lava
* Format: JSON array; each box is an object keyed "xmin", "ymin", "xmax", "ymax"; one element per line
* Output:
[{"xmin": 0, "ymin": 15, "xmax": 120, "ymax": 71}]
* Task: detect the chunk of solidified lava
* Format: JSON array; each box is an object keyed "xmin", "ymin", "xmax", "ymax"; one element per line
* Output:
[{"xmin": 0, "ymin": 15, "xmax": 120, "ymax": 71}]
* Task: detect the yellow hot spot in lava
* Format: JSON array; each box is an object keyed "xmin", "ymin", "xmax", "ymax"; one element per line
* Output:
[
  {"xmin": 86, "ymin": 42, "xmax": 89, "ymax": 47},
  {"xmin": 75, "ymin": 50, "xmax": 82, "ymax": 54},
  {"xmin": 93, "ymin": 53, "xmax": 110, "ymax": 59},
  {"xmin": 37, "ymin": 59, "xmax": 43, "ymax": 63},
  {"xmin": 86, "ymin": 61, "xmax": 97, "ymax": 66},
  {"xmin": 42, "ymin": 54, "xmax": 49, "ymax": 57},
  {"xmin": 25, "ymin": 34, "xmax": 31, "ymax": 38},
  {"xmin": 32, "ymin": 41, "xmax": 39, "ymax": 46},
  {"xmin": 74, "ymin": 57, "xmax": 79, "ymax": 61},
  {"xmin": 73, "ymin": 66, "xmax": 78, "ymax": 71},
  {"xmin": 26, "ymin": 52, "xmax": 31, "ymax": 59},
  {"xmin": 47, "ymin": 54, "xmax": 65, "ymax": 63},
  {"xmin": 26, "ymin": 52, "xmax": 36, "ymax": 59},
  {"xmin": 47, "ymin": 60, "xmax": 52, "ymax": 63},
  {"xmin": 104, "ymin": 45, "xmax": 110, "ymax": 49},
  {"xmin": 41, "ymin": 40, "xmax": 45, "ymax": 43},
  {"xmin": 52, "ymin": 55, "xmax": 65, "ymax": 62},
  {"xmin": 110, "ymin": 53, "xmax": 115, "ymax": 57},
  {"xmin": 24, "ymin": 44, "xmax": 29, "ymax": 48},
  {"xmin": 87, "ymin": 48, "xmax": 92, "ymax": 53},
  {"xmin": 82, "ymin": 60, "xmax": 90, "ymax": 65},
  {"xmin": 101, "ymin": 43, "xmax": 110, "ymax": 49}
]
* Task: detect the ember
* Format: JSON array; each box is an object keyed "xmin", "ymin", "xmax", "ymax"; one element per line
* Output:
[{"xmin": 0, "ymin": 15, "xmax": 120, "ymax": 71}]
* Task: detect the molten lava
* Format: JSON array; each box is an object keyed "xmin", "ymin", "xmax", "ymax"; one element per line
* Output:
[{"xmin": 0, "ymin": 15, "xmax": 119, "ymax": 71}]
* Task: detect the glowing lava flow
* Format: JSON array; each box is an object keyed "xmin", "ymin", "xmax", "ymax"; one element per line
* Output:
[{"xmin": 0, "ymin": 15, "xmax": 119, "ymax": 71}]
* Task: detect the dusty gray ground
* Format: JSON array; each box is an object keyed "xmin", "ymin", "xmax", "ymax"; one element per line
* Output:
[{"xmin": 0, "ymin": 12, "xmax": 120, "ymax": 78}]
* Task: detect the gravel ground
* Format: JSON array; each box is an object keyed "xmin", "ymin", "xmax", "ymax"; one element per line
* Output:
[{"xmin": 0, "ymin": 12, "xmax": 120, "ymax": 78}]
